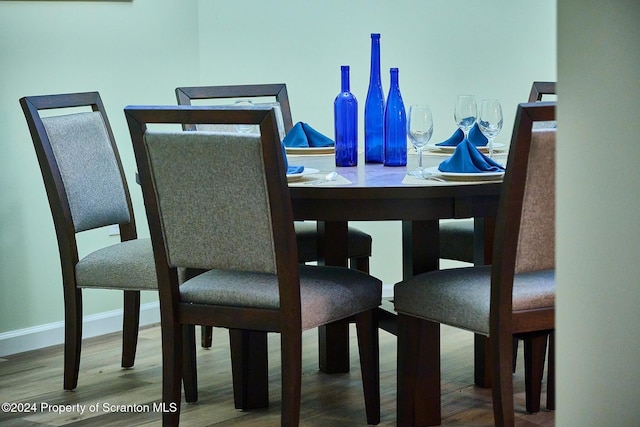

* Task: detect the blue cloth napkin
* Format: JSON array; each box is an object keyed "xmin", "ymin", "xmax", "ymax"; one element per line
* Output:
[
  {"xmin": 281, "ymin": 142, "xmax": 304, "ymax": 174},
  {"xmin": 438, "ymin": 138, "xmax": 505, "ymax": 173},
  {"xmin": 436, "ymin": 123, "xmax": 488, "ymax": 147},
  {"xmin": 282, "ymin": 122, "xmax": 335, "ymax": 148}
]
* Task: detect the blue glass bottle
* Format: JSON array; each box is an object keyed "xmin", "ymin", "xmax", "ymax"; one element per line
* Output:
[
  {"xmin": 334, "ymin": 65, "xmax": 358, "ymax": 167},
  {"xmin": 383, "ymin": 68, "xmax": 407, "ymax": 166},
  {"xmin": 365, "ymin": 33, "xmax": 384, "ymax": 163}
]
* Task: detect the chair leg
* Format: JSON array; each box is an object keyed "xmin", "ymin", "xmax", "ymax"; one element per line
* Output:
[
  {"xmin": 523, "ymin": 333, "xmax": 548, "ymax": 413},
  {"xmin": 397, "ymin": 314, "xmax": 441, "ymax": 426},
  {"xmin": 182, "ymin": 324, "xmax": 198, "ymax": 403},
  {"xmin": 63, "ymin": 288, "xmax": 83, "ymax": 391},
  {"xmin": 546, "ymin": 331, "xmax": 555, "ymax": 410},
  {"xmin": 354, "ymin": 309, "xmax": 380, "ymax": 425},
  {"xmin": 200, "ymin": 325, "xmax": 213, "ymax": 348},
  {"xmin": 229, "ymin": 329, "xmax": 269, "ymax": 409},
  {"xmin": 491, "ymin": 331, "xmax": 516, "ymax": 427},
  {"xmin": 181, "ymin": 268, "xmax": 212, "ymax": 349},
  {"xmin": 161, "ymin": 317, "xmax": 182, "ymax": 426},
  {"xmin": 350, "ymin": 255, "xmax": 370, "ymax": 274},
  {"xmin": 280, "ymin": 329, "xmax": 302, "ymax": 427},
  {"xmin": 121, "ymin": 290, "xmax": 140, "ymax": 368}
]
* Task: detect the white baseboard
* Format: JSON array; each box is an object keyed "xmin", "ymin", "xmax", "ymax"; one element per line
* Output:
[{"xmin": 0, "ymin": 301, "xmax": 160, "ymax": 358}]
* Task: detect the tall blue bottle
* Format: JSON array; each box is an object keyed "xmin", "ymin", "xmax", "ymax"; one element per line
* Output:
[
  {"xmin": 383, "ymin": 68, "xmax": 407, "ymax": 166},
  {"xmin": 334, "ymin": 65, "xmax": 358, "ymax": 167},
  {"xmin": 364, "ymin": 33, "xmax": 384, "ymax": 163}
]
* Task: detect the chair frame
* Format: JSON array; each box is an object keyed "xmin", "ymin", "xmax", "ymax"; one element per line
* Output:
[
  {"xmin": 397, "ymin": 102, "xmax": 556, "ymax": 427},
  {"xmin": 20, "ymin": 92, "xmax": 142, "ymax": 390},
  {"xmin": 490, "ymin": 102, "xmax": 555, "ymax": 425},
  {"xmin": 439, "ymin": 81, "xmax": 557, "ymax": 397},
  {"xmin": 176, "ymin": 83, "xmax": 294, "ymax": 131},
  {"xmin": 125, "ymin": 105, "xmax": 380, "ymax": 426},
  {"xmin": 528, "ymin": 81, "xmax": 556, "ymax": 102}
]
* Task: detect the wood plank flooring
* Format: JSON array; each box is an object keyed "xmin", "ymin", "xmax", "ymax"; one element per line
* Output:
[{"xmin": 0, "ymin": 324, "xmax": 554, "ymax": 426}]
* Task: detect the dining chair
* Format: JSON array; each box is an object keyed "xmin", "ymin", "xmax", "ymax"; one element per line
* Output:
[
  {"xmin": 175, "ymin": 83, "xmax": 373, "ymax": 353},
  {"xmin": 125, "ymin": 104, "xmax": 382, "ymax": 426},
  {"xmin": 395, "ymin": 101, "xmax": 556, "ymax": 427},
  {"xmin": 19, "ymin": 92, "xmax": 158, "ymax": 391},
  {"xmin": 438, "ymin": 82, "xmax": 557, "ymax": 393}
]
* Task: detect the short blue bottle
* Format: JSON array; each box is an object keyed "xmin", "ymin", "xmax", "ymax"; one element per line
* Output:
[
  {"xmin": 334, "ymin": 65, "xmax": 358, "ymax": 167},
  {"xmin": 383, "ymin": 68, "xmax": 407, "ymax": 166},
  {"xmin": 365, "ymin": 33, "xmax": 385, "ymax": 163}
]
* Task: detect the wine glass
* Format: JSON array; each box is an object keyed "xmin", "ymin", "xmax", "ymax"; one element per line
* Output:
[
  {"xmin": 478, "ymin": 99, "xmax": 503, "ymax": 158},
  {"xmin": 407, "ymin": 105, "xmax": 434, "ymax": 176},
  {"xmin": 234, "ymin": 99, "xmax": 257, "ymax": 133},
  {"xmin": 454, "ymin": 95, "xmax": 477, "ymax": 140}
]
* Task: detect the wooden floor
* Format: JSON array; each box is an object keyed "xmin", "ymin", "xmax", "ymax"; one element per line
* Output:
[{"xmin": 0, "ymin": 324, "xmax": 554, "ymax": 426}]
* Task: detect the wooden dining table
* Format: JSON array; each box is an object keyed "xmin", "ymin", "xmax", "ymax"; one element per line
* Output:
[{"xmin": 286, "ymin": 149, "xmax": 506, "ymax": 389}]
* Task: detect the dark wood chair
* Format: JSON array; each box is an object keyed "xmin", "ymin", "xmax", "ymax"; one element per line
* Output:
[
  {"xmin": 19, "ymin": 92, "xmax": 157, "ymax": 390},
  {"xmin": 125, "ymin": 105, "xmax": 381, "ymax": 426},
  {"xmin": 175, "ymin": 83, "xmax": 373, "ymax": 355},
  {"xmin": 439, "ymin": 82, "xmax": 557, "ymax": 398},
  {"xmin": 395, "ymin": 102, "xmax": 556, "ymax": 426}
]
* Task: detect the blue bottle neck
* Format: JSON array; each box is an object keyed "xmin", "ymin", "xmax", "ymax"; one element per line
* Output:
[
  {"xmin": 390, "ymin": 68, "xmax": 399, "ymax": 90},
  {"xmin": 341, "ymin": 66, "xmax": 350, "ymax": 92},
  {"xmin": 369, "ymin": 34, "xmax": 381, "ymax": 85}
]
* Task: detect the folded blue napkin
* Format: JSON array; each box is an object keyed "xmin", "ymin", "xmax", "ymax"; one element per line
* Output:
[
  {"xmin": 436, "ymin": 123, "xmax": 488, "ymax": 147},
  {"xmin": 283, "ymin": 122, "xmax": 335, "ymax": 148},
  {"xmin": 438, "ymin": 138, "xmax": 505, "ymax": 173},
  {"xmin": 281, "ymin": 142, "xmax": 304, "ymax": 174}
]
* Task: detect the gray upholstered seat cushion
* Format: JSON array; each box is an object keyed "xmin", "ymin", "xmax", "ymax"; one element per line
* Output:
[
  {"xmin": 180, "ymin": 265, "xmax": 382, "ymax": 330},
  {"xmin": 75, "ymin": 238, "xmax": 157, "ymax": 290},
  {"xmin": 438, "ymin": 219, "xmax": 475, "ymax": 263},
  {"xmin": 393, "ymin": 267, "xmax": 555, "ymax": 335},
  {"xmin": 294, "ymin": 221, "xmax": 372, "ymax": 263}
]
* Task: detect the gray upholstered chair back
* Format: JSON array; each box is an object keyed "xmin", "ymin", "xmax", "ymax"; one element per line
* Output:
[
  {"xmin": 142, "ymin": 130, "xmax": 277, "ymax": 273},
  {"xmin": 41, "ymin": 111, "xmax": 130, "ymax": 232},
  {"xmin": 514, "ymin": 128, "xmax": 556, "ymax": 273}
]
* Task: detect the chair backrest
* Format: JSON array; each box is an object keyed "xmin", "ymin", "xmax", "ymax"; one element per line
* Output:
[
  {"xmin": 528, "ymin": 81, "xmax": 556, "ymax": 102},
  {"xmin": 514, "ymin": 126, "xmax": 555, "ymax": 273},
  {"xmin": 20, "ymin": 92, "xmax": 137, "ymax": 242},
  {"xmin": 175, "ymin": 84, "xmax": 293, "ymax": 140},
  {"xmin": 125, "ymin": 105, "xmax": 299, "ymax": 284},
  {"xmin": 490, "ymin": 101, "xmax": 556, "ymax": 320}
]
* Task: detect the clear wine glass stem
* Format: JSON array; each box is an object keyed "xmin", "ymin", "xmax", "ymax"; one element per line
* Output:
[
  {"xmin": 417, "ymin": 147, "xmax": 423, "ymax": 169},
  {"xmin": 488, "ymin": 137, "xmax": 494, "ymax": 158}
]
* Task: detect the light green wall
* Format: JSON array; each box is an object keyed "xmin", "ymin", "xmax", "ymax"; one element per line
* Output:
[
  {"xmin": 0, "ymin": 0, "xmax": 556, "ymax": 330},
  {"xmin": 0, "ymin": 0, "xmax": 199, "ymax": 333}
]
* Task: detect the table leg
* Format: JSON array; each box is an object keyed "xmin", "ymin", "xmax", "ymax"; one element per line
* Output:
[
  {"xmin": 473, "ymin": 216, "xmax": 496, "ymax": 388},
  {"xmin": 317, "ymin": 221, "xmax": 351, "ymax": 373},
  {"xmin": 229, "ymin": 329, "xmax": 269, "ymax": 409},
  {"xmin": 401, "ymin": 220, "xmax": 440, "ymax": 278}
]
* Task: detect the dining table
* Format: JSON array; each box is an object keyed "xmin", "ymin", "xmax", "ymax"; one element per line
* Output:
[{"xmin": 286, "ymin": 148, "xmax": 507, "ymax": 390}]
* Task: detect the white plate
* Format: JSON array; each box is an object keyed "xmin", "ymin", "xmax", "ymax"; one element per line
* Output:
[
  {"xmin": 424, "ymin": 166, "xmax": 504, "ymax": 182},
  {"xmin": 285, "ymin": 146, "xmax": 335, "ymax": 155},
  {"xmin": 287, "ymin": 168, "xmax": 319, "ymax": 182},
  {"xmin": 425, "ymin": 142, "xmax": 505, "ymax": 154}
]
